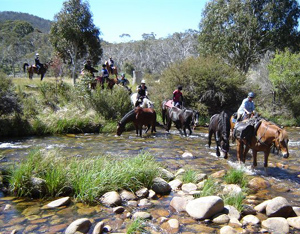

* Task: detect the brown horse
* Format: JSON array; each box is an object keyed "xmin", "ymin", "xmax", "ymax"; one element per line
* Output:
[
  {"xmin": 117, "ymin": 107, "xmax": 156, "ymax": 137},
  {"xmin": 208, "ymin": 111, "xmax": 230, "ymax": 158},
  {"xmin": 105, "ymin": 61, "xmax": 118, "ymax": 78},
  {"xmin": 23, "ymin": 61, "xmax": 51, "ymax": 81},
  {"xmin": 235, "ymin": 118, "xmax": 289, "ymax": 174},
  {"xmin": 93, "ymin": 76, "xmax": 118, "ymax": 90}
]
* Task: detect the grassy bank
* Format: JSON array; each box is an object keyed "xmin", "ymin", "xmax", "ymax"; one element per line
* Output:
[{"xmin": 6, "ymin": 149, "xmax": 162, "ymax": 203}]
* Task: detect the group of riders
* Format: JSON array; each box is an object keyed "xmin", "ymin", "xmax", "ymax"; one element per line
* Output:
[{"xmin": 33, "ymin": 53, "xmax": 255, "ymax": 119}]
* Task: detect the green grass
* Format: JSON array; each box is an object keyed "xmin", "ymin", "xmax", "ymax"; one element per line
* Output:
[
  {"xmin": 182, "ymin": 169, "xmax": 197, "ymax": 183},
  {"xmin": 223, "ymin": 168, "xmax": 248, "ymax": 189},
  {"xmin": 199, "ymin": 178, "xmax": 219, "ymax": 197},
  {"xmin": 7, "ymin": 149, "xmax": 162, "ymax": 203},
  {"xmin": 126, "ymin": 218, "xmax": 146, "ymax": 234},
  {"xmin": 222, "ymin": 192, "xmax": 245, "ymax": 212}
]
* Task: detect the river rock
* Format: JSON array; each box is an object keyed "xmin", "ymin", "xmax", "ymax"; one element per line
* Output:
[
  {"xmin": 132, "ymin": 211, "xmax": 152, "ymax": 220},
  {"xmin": 100, "ymin": 191, "xmax": 122, "ymax": 207},
  {"xmin": 241, "ymin": 214, "xmax": 260, "ymax": 225},
  {"xmin": 169, "ymin": 179, "xmax": 183, "ymax": 191},
  {"xmin": 65, "ymin": 218, "xmax": 92, "ymax": 234},
  {"xmin": 151, "ymin": 177, "xmax": 171, "ymax": 195},
  {"xmin": 159, "ymin": 167, "xmax": 175, "ymax": 181},
  {"xmin": 287, "ymin": 216, "xmax": 300, "ymax": 229},
  {"xmin": 262, "ymin": 217, "xmax": 289, "ymax": 234},
  {"xmin": 248, "ymin": 177, "xmax": 270, "ymax": 191},
  {"xmin": 266, "ymin": 196, "xmax": 294, "ymax": 218},
  {"xmin": 92, "ymin": 221, "xmax": 104, "ymax": 234},
  {"xmin": 138, "ymin": 198, "xmax": 152, "ymax": 207},
  {"xmin": 292, "ymin": 206, "xmax": 300, "ymax": 216},
  {"xmin": 181, "ymin": 182, "xmax": 197, "ymax": 193},
  {"xmin": 46, "ymin": 197, "xmax": 71, "ymax": 208},
  {"xmin": 254, "ymin": 200, "xmax": 269, "ymax": 213},
  {"xmin": 148, "ymin": 189, "xmax": 156, "ymax": 199},
  {"xmin": 224, "ymin": 205, "xmax": 240, "ymax": 220},
  {"xmin": 186, "ymin": 196, "xmax": 224, "ymax": 220},
  {"xmin": 120, "ymin": 190, "xmax": 137, "ymax": 201},
  {"xmin": 210, "ymin": 170, "xmax": 226, "ymax": 178},
  {"xmin": 195, "ymin": 173, "xmax": 208, "ymax": 183},
  {"xmin": 182, "ymin": 151, "xmax": 193, "ymax": 158},
  {"xmin": 212, "ymin": 213, "xmax": 230, "ymax": 224},
  {"xmin": 175, "ymin": 168, "xmax": 185, "ymax": 177},
  {"xmin": 220, "ymin": 225, "xmax": 239, "ymax": 234},
  {"xmin": 222, "ymin": 184, "xmax": 242, "ymax": 195},
  {"xmin": 30, "ymin": 177, "xmax": 46, "ymax": 197},
  {"xmin": 135, "ymin": 187, "xmax": 149, "ymax": 198},
  {"xmin": 170, "ymin": 196, "xmax": 189, "ymax": 212},
  {"xmin": 113, "ymin": 206, "xmax": 125, "ymax": 214}
]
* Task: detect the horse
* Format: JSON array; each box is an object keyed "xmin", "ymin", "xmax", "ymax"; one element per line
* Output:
[
  {"xmin": 208, "ymin": 111, "xmax": 231, "ymax": 158},
  {"xmin": 130, "ymin": 93, "xmax": 154, "ymax": 108},
  {"xmin": 116, "ymin": 107, "xmax": 156, "ymax": 137},
  {"xmin": 105, "ymin": 61, "xmax": 118, "ymax": 78},
  {"xmin": 162, "ymin": 100, "xmax": 199, "ymax": 134},
  {"xmin": 234, "ymin": 118, "xmax": 289, "ymax": 174},
  {"xmin": 23, "ymin": 61, "xmax": 51, "ymax": 80},
  {"xmin": 93, "ymin": 76, "xmax": 118, "ymax": 90}
]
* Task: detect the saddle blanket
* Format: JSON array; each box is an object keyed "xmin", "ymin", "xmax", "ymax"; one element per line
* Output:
[{"xmin": 165, "ymin": 100, "xmax": 173, "ymax": 108}]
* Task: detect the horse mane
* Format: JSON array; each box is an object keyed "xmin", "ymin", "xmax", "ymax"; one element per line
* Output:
[
  {"xmin": 119, "ymin": 109, "xmax": 136, "ymax": 126},
  {"xmin": 218, "ymin": 111, "xmax": 230, "ymax": 136}
]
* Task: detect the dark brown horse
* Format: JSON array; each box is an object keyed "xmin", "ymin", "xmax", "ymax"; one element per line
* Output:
[
  {"xmin": 105, "ymin": 61, "xmax": 118, "ymax": 78},
  {"xmin": 117, "ymin": 107, "xmax": 156, "ymax": 137},
  {"xmin": 208, "ymin": 111, "xmax": 231, "ymax": 158},
  {"xmin": 162, "ymin": 100, "xmax": 199, "ymax": 136},
  {"xmin": 235, "ymin": 119, "xmax": 289, "ymax": 174},
  {"xmin": 23, "ymin": 61, "xmax": 51, "ymax": 81}
]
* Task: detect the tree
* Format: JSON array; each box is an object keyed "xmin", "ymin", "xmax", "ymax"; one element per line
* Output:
[
  {"xmin": 198, "ymin": 0, "xmax": 300, "ymax": 73},
  {"xmin": 50, "ymin": 0, "xmax": 102, "ymax": 84},
  {"xmin": 268, "ymin": 49, "xmax": 300, "ymax": 116}
]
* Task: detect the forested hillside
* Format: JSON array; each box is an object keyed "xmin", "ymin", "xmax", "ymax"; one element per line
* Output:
[{"xmin": 0, "ymin": 11, "xmax": 52, "ymax": 32}]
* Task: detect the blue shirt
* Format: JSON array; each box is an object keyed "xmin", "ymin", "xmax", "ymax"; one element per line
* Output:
[{"xmin": 238, "ymin": 98, "xmax": 255, "ymax": 115}]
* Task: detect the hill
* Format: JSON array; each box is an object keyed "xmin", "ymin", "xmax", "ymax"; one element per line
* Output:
[{"xmin": 0, "ymin": 11, "xmax": 52, "ymax": 33}]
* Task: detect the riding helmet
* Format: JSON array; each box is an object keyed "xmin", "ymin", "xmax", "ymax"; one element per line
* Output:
[
  {"xmin": 36, "ymin": 53, "xmax": 39, "ymax": 56},
  {"xmin": 121, "ymin": 73, "xmax": 125, "ymax": 77},
  {"xmin": 248, "ymin": 92, "xmax": 255, "ymax": 98},
  {"xmin": 141, "ymin": 79, "xmax": 146, "ymax": 84},
  {"xmin": 178, "ymin": 85, "xmax": 183, "ymax": 90}
]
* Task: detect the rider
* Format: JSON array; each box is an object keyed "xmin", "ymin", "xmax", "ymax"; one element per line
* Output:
[
  {"xmin": 35, "ymin": 53, "xmax": 43, "ymax": 73},
  {"xmin": 83, "ymin": 60, "xmax": 98, "ymax": 77},
  {"xmin": 237, "ymin": 92, "xmax": 255, "ymax": 121},
  {"xmin": 119, "ymin": 73, "xmax": 128, "ymax": 86},
  {"xmin": 108, "ymin": 57, "xmax": 114, "ymax": 73},
  {"xmin": 173, "ymin": 85, "xmax": 184, "ymax": 108},
  {"xmin": 101, "ymin": 63, "xmax": 109, "ymax": 81},
  {"xmin": 136, "ymin": 79, "xmax": 148, "ymax": 107}
]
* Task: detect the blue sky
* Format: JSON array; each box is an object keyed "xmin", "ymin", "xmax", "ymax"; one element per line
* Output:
[
  {"xmin": 0, "ymin": 0, "xmax": 207, "ymax": 43},
  {"xmin": 1, "ymin": 0, "xmax": 300, "ymax": 43}
]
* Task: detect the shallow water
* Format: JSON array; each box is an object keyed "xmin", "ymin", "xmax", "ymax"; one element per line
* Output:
[{"xmin": 0, "ymin": 126, "xmax": 300, "ymax": 233}]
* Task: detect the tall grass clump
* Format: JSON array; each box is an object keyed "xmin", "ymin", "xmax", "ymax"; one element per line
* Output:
[
  {"xmin": 224, "ymin": 168, "xmax": 248, "ymax": 189},
  {"xmin": 7, "ymin": 149, "xmax": 161, "ymax": 203},
  {"xmin": 198, "ymin": 178, "xmax": 219, "ymax": 197},
  {"xmin": 182, "ymin": 169, "xmax": 197, "ymax": 183},
  {"xmin": 222, "ymin": 192, "xmax": 245, "ymax": 212},
  {"xmin": 126, "ymin": 218, "xmax": 147, "ymax": 234}
]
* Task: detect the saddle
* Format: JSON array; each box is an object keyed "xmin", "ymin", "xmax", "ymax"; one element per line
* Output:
[{"xmin": 233, "ymin": 117, "xmax": 261, "ymax": 144}]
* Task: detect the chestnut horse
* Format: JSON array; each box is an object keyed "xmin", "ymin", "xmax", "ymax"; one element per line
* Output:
[
  {"xmin": 105, "ymin": 61, "xmax": 118, "ymax": 78},
  {"xmin": 23, "ymin": 61, "xmax": 51, "ymax": 80},
  {"xmin": 93, "ymin": 76, "xmax": 118, "ymax": 90},
  {"xmin": 116, "ymin": 107, "xmax": 156, "ymax": 137},
  {"xmin": 235, "ymin": 119, "xmax": 289, "ymax": 174},
  {"xmin": 208, "ymin": 111, "xmax": 231, "ymax": 158}
]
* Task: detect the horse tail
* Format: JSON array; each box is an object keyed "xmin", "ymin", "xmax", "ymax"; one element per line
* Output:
[{"xmin": 23, "ymin": 63, "xmax": 29, "ymax": 72}]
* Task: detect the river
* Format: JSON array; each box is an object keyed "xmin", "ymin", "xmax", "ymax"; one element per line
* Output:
[{"xmin": 0, "ymin": 126, "xmax": 300, "ymax": 233}]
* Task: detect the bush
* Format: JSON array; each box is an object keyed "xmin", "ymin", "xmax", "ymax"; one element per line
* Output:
[{"xmin": 0, "ymin": 73, "xmax": 22, "ymax": 117}]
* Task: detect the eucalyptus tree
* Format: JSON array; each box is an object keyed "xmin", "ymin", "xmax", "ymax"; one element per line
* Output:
[
  {"xmin": 198, "ymin": 0, "xmax": 300, "ymax": 73},
  {"xmin": 50, "ymin": 0, "xmax": 102, "ymax": 84}
]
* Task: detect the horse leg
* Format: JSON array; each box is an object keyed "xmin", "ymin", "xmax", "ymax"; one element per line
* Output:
[
  {"xmin": 215, "ymin": 132, "xmax": 220, "ymax": 157},
  {"xmin": 187, "ymin": 124, "xmax": 192, "ymax": 136},
  {"xmin": 236, "ymin": 140, "xmax": 243, "ymax": 164},
  {"xmin": 139, "ymin": 125, "xmax": 143, "ymax": 137},
  {"xmin": 41, "ymin": 74, "xmax": 44, "ymax": 81}
]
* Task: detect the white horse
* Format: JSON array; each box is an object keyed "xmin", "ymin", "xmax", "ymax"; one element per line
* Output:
[{"xmin": 130, "ymin": 93, "xmax": 154, "ymax": 108}]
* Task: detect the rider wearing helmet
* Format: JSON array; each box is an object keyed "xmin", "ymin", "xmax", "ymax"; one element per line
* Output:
[
  {"xmin": 136, "ymin": 79, "xmax": 148, "ymax": 107},
  {"xmin": 119, "ymin": 73, "xmax": 128, "ymax": 86},
  {"xmin": 173, "ymin": 85, "xmax": 184, "ymax": 108},
  {"xmin": 35, "ymin": 53, "xmax": 43, "ymax": 73},
  {"xmin": 237, "ymin": 92, "xmax": 255, "ymax": 121}
]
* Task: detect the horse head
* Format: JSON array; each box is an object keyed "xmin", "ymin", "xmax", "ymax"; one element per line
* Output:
[
  {"xmin": 116, "ymin": 121, "xmax": 125, "ymax": 136},
  {"xmin": 192, "ymin": 110, "xmax": 200, "ymax": 129},
  {"xmin": 274, "ymin": 128, "xmax": 289, "ymax": 159}
]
